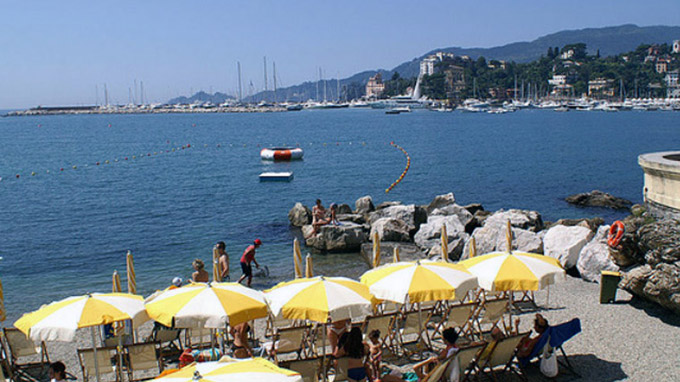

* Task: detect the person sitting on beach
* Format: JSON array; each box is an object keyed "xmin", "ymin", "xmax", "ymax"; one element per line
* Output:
[
  {"xmin": 367, "ymin": 330, "xmax": 383, "ymax": 380},
  {"xmin": 327, "ymin": 319, "xmax": 350, "ymax": 355},
  {"xmin": 49, "ymin": 361, "xmax": 67, "ymax": 382},
  {"xmin": 216, "ymin": 241, "xmax": 230, "ymax": 280},
  {"xmin": 333, "ymin": 327, "xmax": 371, "ymax": 382},
  {"xmin": 517, "ymin": 313, "xmax": 549, "ymax": 358},
  {"xmin": 191, "ymin": 259, "xmax": 210, "ymax": 283},
  {"xmin": 307, "ymin": 199, "xmax": 331, "ymax": 238},
  {"xmin": 329, "ymin": 203, "xmax": 340, "ymax": 225},
  {"xmin": 237, "ymin": 239, "xmax": 261, "ymax": 287},
  {"xmin": 414, "ymin": 328, "xmax": 459, "ymax": 380},
  {"xmin": 229, "ymin": 321, "xmax": 253, "ymax": 358}
]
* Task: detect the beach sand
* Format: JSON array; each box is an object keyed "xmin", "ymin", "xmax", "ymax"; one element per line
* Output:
[{"xmin": 23, "ymin": 275, "xmax": 680, "ymax": 382}]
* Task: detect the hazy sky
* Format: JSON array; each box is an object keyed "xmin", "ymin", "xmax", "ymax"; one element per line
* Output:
[{"xmin": 1, "ymin": 0, "xmax": 679, "ymax": 108}]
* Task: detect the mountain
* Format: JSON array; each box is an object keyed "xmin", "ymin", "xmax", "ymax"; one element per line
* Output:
[
  {"xmin": 167, "ymin": 91, "xmax": 235, "ymax": 105},
  {"xmin": 171, "ymin": 24, "xmax": 680, "ymax": 103}
]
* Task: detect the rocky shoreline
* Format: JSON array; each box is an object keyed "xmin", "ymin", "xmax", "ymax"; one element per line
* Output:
[{"xmin": 289, "ymin": 192, "xmax": 680, "ymax": 315}]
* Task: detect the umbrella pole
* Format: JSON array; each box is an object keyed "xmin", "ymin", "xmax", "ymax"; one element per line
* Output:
[
  {"xmin": 117, "ymin": 332, "xmax": 124, "ymax": 382},
  {"xmin": 322, "ymin": 321, "xmax": 327, "ymax": 382},
  {"xmin": 90, "ymin": 326, "xmax": 101, "ymax": 382}
]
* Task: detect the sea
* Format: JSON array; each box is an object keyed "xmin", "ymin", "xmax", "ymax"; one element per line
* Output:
[{"xmin": 0, "ymin": 108, "xmax": 678, "ymax": 322}]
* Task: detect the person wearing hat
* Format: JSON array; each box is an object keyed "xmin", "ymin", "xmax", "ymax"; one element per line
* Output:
[{"xmin": 237, "ymin": 239, "xmax": 262, "ymax": 287}]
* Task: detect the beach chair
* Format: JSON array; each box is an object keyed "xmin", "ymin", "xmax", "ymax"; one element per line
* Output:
[
  {"xmin": 477, "ymin": 333, "xmax": 527, "ymax": 382},
  {"xmin": 474, "ymin": 300, "xmax": 509, "ymax": 339},
  {"xmin": 265, "ymin": 315, "xmax": 295, "ymax": 338},
  {"xmin": 124, "ymin": 342, "xmax": 163, "ymax": 382},
  {"xmin": 398, "ymin": 309, "xmax": 434, "ymax": 353},
  {"xmin": 184, "ymin": 328, "xmax": 213, "ymax": 350},
  {"xmin": 1, "ymin": 328, "xmax": 50, "ymax": 382},
  {"xmin": 263, "ymin": 325, "xmax": 311, "ymax": 363},
  {"xmin": 455, "ymin": 343, "xmax": 487, "ymax": 382},
  {"xmin": 77, "ymin": 346, "xmax": 116, "ymax": 382},
  {"xmin": 518, "ymin": 318, "xmax": 582, "ymax": 377},
  {"xmin": 283, "ymin": 358, "xmax": 321, "ymax": 382},
  {"xmin": 433, "ymin": 302, "xmax": 477, "ymax": 343},
  {"xmin": 362, "ymin": 313, "xmax": 398, "ymax": 355},
  {"xmin": 148, "ymin": 324, "xmax": 182, "ymax": 362},
  {"xmin": 420, "ymin": 357, "xmax": 453, "ymax": 382}
]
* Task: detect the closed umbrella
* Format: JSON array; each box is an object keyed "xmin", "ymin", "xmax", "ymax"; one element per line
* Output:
[
  {"xmin": 293, "ymin": 239, "xmax": 303, "ymax": 278},
  {"xmin": 154, "ymin": 357, "xmax": 301, "ymax": 382},
  {"xmin": 393, "ymin": 246, "xmax": 400, "ymax": 263},
  {"xmin": 441, "ymin": 225, "xmax": 449, "ymax": 262},
  {"xmin": 112, "ymin": 271, "xmax": 122, "ymax": 293},
  {"xmin": 305, "ymin": 254, "xmax": 313, "ymax": 278},
  {"xmin": 126, "ymin": 251, "xmax": 136, "ymax": 294},
  {"xmin": 213, "ymin": 247, "xmax": 222, "ymax": 282},
  {"xmin": 372, "ymin": 232, "xmax": 381, "ymax": 268}
]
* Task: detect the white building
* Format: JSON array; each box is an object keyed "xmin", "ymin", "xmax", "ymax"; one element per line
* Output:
[
  {"xmin": 673, "ymin": 40, "xmax": 680, "ymax": 54},
  {"xmin": 419, "ymin": 52, "xmax": 456, "ymax": 77},
  {"xmin": 666, "ymin": 70, "xmax": 680, "ymax": 98},
  {"xmin": 548, "ymin": 75, "xmax": 567, "ymax": 86}
]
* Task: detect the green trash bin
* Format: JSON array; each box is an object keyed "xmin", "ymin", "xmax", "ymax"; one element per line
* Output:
[{"xmin": 600, "ymin": 271, "xmax": 622, "ymax": 303}]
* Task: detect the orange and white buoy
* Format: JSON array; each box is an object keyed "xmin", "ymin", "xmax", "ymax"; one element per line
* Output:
[{"xmin": 260, "ymin": 147, "xmax": 304, "ymax": 161}]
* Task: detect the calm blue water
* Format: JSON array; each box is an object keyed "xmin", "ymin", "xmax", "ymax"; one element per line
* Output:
[{"xmin": 0, "ymin": 109, "xmax": 678, "ymax": 321}]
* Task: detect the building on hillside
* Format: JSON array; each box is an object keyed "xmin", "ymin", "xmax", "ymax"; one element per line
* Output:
[
  {"xmin": 548, "ymin": 74, "xmax": 572, "ymax": 97},
  {"xmin": 588, "ymin": 78, "xmax": 615, "ymax": 97},
  {"xmin": 560, "ymin": 49, "xmax": 574, "ymax": 60},
  {"xmin": 656, "ymin": 58, "xmax": 670, "ymax": 74},
  {"xmin": 365, "ymin": 73, "xmax": 385, "ymax": 99},
  {"xmin": 443, "ymin": 65, "xmax": 465, "ymax": 100},
  {"xmin": 666, "ymin": 70, "xmax": 680, "ymax": 98},
  {"xmin": 674, "ymin": 40, "xmax": 680, "ymax": 54},
  {"xmin": 419, "ymin": 52, "xmax": 456, "ymax": 77}
]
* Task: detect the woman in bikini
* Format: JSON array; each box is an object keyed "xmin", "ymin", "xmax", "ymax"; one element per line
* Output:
[
  {"xmin": 327, "ymin": 318, "xmax": 350, "ymax": 355},
  {"xmin": 307, "ymin": 199, "xmax": 331, "ymax": 238},
  {"xmin": 334, "ymin": 327, "xmax": 370, "ymax": 382},
  {"xmin": 229, "ymin": 321, "xmax": 253, "ymax": 358}
]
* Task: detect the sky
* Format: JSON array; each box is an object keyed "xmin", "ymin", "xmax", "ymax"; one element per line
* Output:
[{"xmin": 1, "ymin": 0, "xmax": 679, "ymax": 108}]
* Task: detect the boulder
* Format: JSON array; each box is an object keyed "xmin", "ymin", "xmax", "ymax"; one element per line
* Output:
[
  {"xmin": 431, "ymin": 204, "xmax": 474, "ymax": 228},
  {"xmin": 370, "ymin": 218, "xmax": 411, "ymax": 242},
  {"xmin": 620, "ymin": 263, "xmax": 680, "ymax": 315},
  {"xmin": 414, "ymin": 215, "xmax": 468, "ymax": 261},
  {"xmin": 619, "ymin": 264, "xmax": 653, "ymax": 296},
  {"xmin": 484, "ymin": 209, "xmax": 544, "ymax": 232},
  {"xmin": 549, "ymin": 217, "xmax": 605, "ymax": 232},
  {"xmin": 638, "ymin": 219, "xmax": 680, "ymax": 267},
  {"xmin": 565, "ymin": 190, "xmax": 633, "ymax": 210},
  {"xmin": 608, "ymin": 214, "xmax": 647, "ymax": 267},
  {"xmin": 376, "ymin": 201, "xmax": 402, "ymax": 210},
  {"xmin": 288, "ymin": 202, "xmax": 312, "ymax": 227},
  {"xmin": 369, "ymin": 204, "xmax": 427, "ymax": 235},
  {"xmin": 336, "ymin": 214, "xmax": 366, "ymax": 224},
  {"xmin": 469, "ymin": 210, "xmax": 492, "ymax": 233},
  {"xmin": 360, "ymin": 242, "xmax": 425, "ymax": 267},
  {"xmin": 355, "ymin": 195, "xmax": 375, "ymax": 215},
  {"xmin": 338, "ymin": 204, "xmax": 353, "ymax": 214},
  {"xmin": 426, "ymin": 192, "xmax": 456, "ymax": 213},
  {"xmin": 303, "ymin": 222, "xmax": 368, "ymax": 252},
  {"xmin": 543, "ymin": 225, "xmax": 594, "ymax": 269},
  {"xmin": 460, "ymin": 224, "xmax": 543, "ymax": 260},
  {"xmin": 577, "ymin": 225, "xmax": 619, "ymax": 282},
  {"xmin": 463, "ymin": 203, "xmax": 485, "ymax": 216}
]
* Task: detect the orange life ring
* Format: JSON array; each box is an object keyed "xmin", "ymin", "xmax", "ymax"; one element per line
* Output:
[{"xmin": 607, "ymin": 221, "xmax": 625, "ymax": 247}]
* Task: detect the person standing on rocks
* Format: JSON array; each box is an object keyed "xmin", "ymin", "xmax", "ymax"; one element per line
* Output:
[
  {"xmin": 307, "ymin": 199, "xmax": 331, "ymax": 238},
  {"xmin": 237, "ymin": 239, "xmax": 261, "ymax": 287},
  {"xmin": 216, "ymin": 241, "xmax": 230, "ymax": 280}
]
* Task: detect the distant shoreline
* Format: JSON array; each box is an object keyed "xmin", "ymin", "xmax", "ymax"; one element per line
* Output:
[{"xmin": 3, "ymin": 105, "xmax": 287, "ymax": 117}]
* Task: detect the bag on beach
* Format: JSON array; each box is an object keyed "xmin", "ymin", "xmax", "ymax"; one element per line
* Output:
[{"xmin": 539, "ymin": 343, "xmax": 558, "ymax": 377}]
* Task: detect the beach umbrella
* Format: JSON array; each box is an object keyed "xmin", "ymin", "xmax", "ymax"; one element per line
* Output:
[
  {"xmin": 213, "ymin": 247, "xmax": 222, "ymax": 282},
  {"xmin": 393, "ymin": 246, "xmax": 400, "ymax": 263},
  {"xmin": 126, "ymin": 251, "xmax": 136, "ymax": 294},
  {"xmin": 372, "ymin": 232, "xmax": 381, "ymax": 268},
  {"xmin": 145, "ymin": 282, "xmax": 268, "ymax": 329},
  {"xmin": 0, "ymin": 279, "xmax": 6, "ymax": 322},
  {"xmin": 154, "ymin": 357, "xmax": 301, "ymax": 382},
  {"xmin": 305, "ymin": 254, "xmax": 313, "ymax": 278},
  {"xmin": 293, "ymin": 239, "xmax": 303, "ymax": 278},
  {"xmin": 441, "ymin": 225, "xmax": 449, "ymax": 262},
  {"xmin": 112, "ymin": 271, "xmax": 122, "ymax": 293},
  {"xmin": 360, "ymin": 260, "xmax": 479, "ymax": 304},
  {"xmin": 469, "ymin": 237, "xmax": 477, "ymax": 258}
]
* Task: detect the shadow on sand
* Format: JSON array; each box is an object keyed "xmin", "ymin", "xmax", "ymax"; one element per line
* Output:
[
  {"xmin": 627, "ymin": 296, "xmax": 680, "ymax": 327},
  {"xmin": 518, "ymin": 353, "xmax": 627, "ymax": 382}
]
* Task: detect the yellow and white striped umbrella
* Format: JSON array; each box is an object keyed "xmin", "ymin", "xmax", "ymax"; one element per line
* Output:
[
  {"xmin": 265, "ymin": 276, "xmax": 374, "ymax": 323},
  {"xmin": 154, "ymin": 357, "xmax": 301, "ymax": 382},
  {"xmin": 360, "ymin": 260, "xmax": 479, "ymax": 304},
  {"xmin": 458, "ymin": 251, "xmax": 565, "ymax": 291},
  {"xmin": 14, "ymin": 293, "xmax": 149, "ymax": 342},
  {"xmin": 145, "ymin": 282, "xmax": 268, "ymax": 329}
]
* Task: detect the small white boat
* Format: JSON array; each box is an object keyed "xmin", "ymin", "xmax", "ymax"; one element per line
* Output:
[{"xmin": 259, "ymin": 172, "xmax": 294, "ymax": 182}]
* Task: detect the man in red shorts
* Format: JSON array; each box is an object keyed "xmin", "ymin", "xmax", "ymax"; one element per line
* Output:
[{"xmin": 237, "ymin": 239, "xmax": 262, "ymax": 287}]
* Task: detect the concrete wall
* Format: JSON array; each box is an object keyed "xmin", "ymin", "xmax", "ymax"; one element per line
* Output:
[{"xmin": 639, "ymin": 152, "xmax": 680, "ymax": 218}]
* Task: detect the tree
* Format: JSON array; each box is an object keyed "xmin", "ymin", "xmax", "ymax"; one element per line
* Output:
[{"xmin": 547, "ymin": 47, "xmax": 554, "ymax": 58}]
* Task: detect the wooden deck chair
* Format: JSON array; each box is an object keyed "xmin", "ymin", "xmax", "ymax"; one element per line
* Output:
[
  {"xmin": 455, "ymin": 343, "xmax": 487, "ymax": 382},
  {"xmin": 433, "ymin": 303, "xmax": 477, "ymax": 343},
  {"xmin": 125, "ymin": 343, "xmax": 163, "ymax": 382},
  {"xmin": 148, "ymin": 325, "xmax": 182, "ymax": 362},
  {"xmin": 77, "ymin": 347, "xmax": 116, "ymax": 382},
  {"xmin": 265, "ymin": 314, "xmax": 295, "ymax": 338},
  {"xmin": 263, "ymin": 325, "xmax": 310, "ymax": 363},
  {"xmin": 377, "ymin": 301, "xmax": 401, "ymax": 315},
  {"xmin": 1, "ymin": 328, "xmax": 51, "ymax": 382},
  {"xmin": 184, "ymin": 328, "xmax": 213, "ymax": 350},
  {"xmin": 511, "ymin": 291, "xmax": 537, "ymax": 312},
  {"xmin": 478, "ymin": 333, "xmax": 527, "ymax": 382},
  {"xmin": 420, "ymin": 357, "xmax": 453, "ymax": 382},
  {"xmin": 398, "ymin": 310, "xmax": 434, "ymax": 353},
  {"xmin": 362, "ymin": 313, "xmax": 398, "ymax": 355},
  {"xmin": 474, "ymin": 300, "xmax": 508, "ymax": 338},
  {"xmin": 284, "ymin": 358, "xmax": 320, "ymax": 382}
]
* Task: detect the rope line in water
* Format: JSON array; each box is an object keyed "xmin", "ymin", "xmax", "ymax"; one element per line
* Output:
[{"xmin": 385, "ymin": 141, "xmax": 410, "ymax": 193}]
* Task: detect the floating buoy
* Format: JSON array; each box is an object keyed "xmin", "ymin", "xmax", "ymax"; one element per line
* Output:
[
  {"xmin": 16, "ymin": 174, "xmax": 20, "ymax": 178},
  {"xmin": 187, "ymin": 144, "xmax": 191, "ymax": 148},
  {"xmin": 133, "ymin": 155, "xmax": 136, "ymax": 159},
  {"xmin": 105, "ymin": 160, "xmax": 109, "ymax": 164},
  {"xmin": 125, "ymin": 157, "xmax": 128, "ymax": 160},
  {"xmin": 72, "ymin": 165, "xmax": 77, "ymax": 169},
  {"xmin": 60, "ymin": 168, "xmax": 64, "ymax": 171},
  {"xmin": 108, "ymin": 124, "xmax": 111, "ymax": 127},
  {"xmin": 385, "ymin": 142, "xmax": 411, "ymax": 193},
  {"xmin": 31, "ymin": 172, "xmax": 36, "ymax": 176},
  {"xmin": 96, "ymin": 162, "xmax": 100, "ymax": 166},
  {"xmin": 260, "ymin": 147, "xmax": 304, "ymax": 161},
  {"xmin": 46, "ymin": 170, "xmax": 50, "ymax": 174}
]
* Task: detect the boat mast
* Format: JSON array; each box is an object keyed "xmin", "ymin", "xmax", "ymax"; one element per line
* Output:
[
  {"xmin": 263, "ymin": 56, "xmax": 268, "ymax": 102},
  {"xmin": 336, "ymin": 73, "xmax": 340, "ymax": 102},
  {"xmin": 95, "ymin": 85, "xmax": 99, "ymax": 106},
  {"xmin": 514, "ymin": 74, "xmax": 517, "ymax": 101},
  {"xmin": 273, "ymin": 61, "xmax": 277, "ymax": 104},
  {"xmin": 237, "ymin": 61, "xmax": 243, "ymax": 102},
  {"xmin": 316, "ymin": 68, "xmax": 320, "ymax": 102},
  {"xmin": 323, "ymin": 68, "xmax": 327, "ymax": 102},
  {"xmin": 140, "ymin": 81, "xmax": 145, "ymax": 105}
]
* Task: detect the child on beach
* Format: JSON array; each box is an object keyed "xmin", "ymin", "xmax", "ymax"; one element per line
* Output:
[
  {"xmin": 367, "ymin": 329, "xmax": 383, "ymax": 380},
  {"xmin": 237, "ymin": 239, "xmax": 262, "ymax": 287},
  {"xmin": 191, "ymin": 259, "xmax": 210, "ymax": 282},
  {"xmin": 49, "ymin": 361, "xmax": 67, "ymax": 382}
]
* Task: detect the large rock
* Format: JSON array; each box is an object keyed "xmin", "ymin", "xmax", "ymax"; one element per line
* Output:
[
  {"xmin": 619, "ymin": 264, "xmax": 653, "ymax": 296},
  {"xmin": 355, "ymin": 196, "xmax": 375, "ymax": 215},
  {"xmin": 370, "ymin": 218, "xmax": 411, "ymax": 242},
  {"xmin": 463, "ymin": 203, "xmax": 484, "ymax": 216},
  {"xmin": 549, "ymin": 217, "xmax": 605, "ymax": 232},
  {"xmin": 431, "ymin": 204, "xmax": 474, "ymax": 228},
  {"xmin": 620, "ymin": 263, "xmax": 680, "ymax": 315},
  {"xmin": 338, "ymin": 204, "xmax": 353, "ymax": 214},
  {"xmin": 460, "ymin": 223, "xmax": 543, "ymax": 260},
  {"xmin": 426, "ymin": 192, "xmax": 456, "ymax": 213},
  {"xmin": 360, "ymin": 242, "xmax": 425, "ymax": 267},
  {"xmin": 303, "ymin": 222, "xmax": 368, "ymax": 252},
  {"xmin": 577, "ymin": 225, "xmax": 619, "ymax": 282},
  {"xmin": 565, "ymin": 190, "xmax": 633, "ymax": 210},
  {"xmin": 369, "ymin": 204, "xmax": 427, "ymax": 235},
  {"xmin": 288, "ymin": 203, "xmax": 312, "ymax": 227},
  {"xmin": 376, "ymin": 201, "xmax": 401, "ymax": 210},
  {"xmin": 484, "ymin": 209, "xmax": 544, "ymax": 232},
  {"xmin": 638, "ymin": 219, "xmax": 680, "ymax": 267},
  {"xmin": 543, "ymin": 225, "xmax": 594, "ymax": 269},
  {"xmin": 414, "ymin": 215, "xmax": 469, "ymax": 261},
  {"xmin": 336, "ymin": 214, "xmax": 366, "ymax": 224}
]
